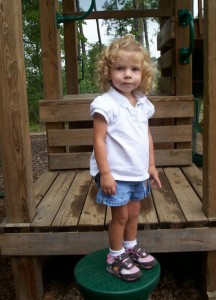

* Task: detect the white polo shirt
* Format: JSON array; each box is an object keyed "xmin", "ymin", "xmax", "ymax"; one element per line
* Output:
[{"xmin": 90, "ymin": 87, "xmax": 155, "ymax": 181}]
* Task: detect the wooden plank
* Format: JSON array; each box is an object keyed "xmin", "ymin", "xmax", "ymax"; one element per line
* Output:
[
  {"xmin": 62, "ymin": 94, "xmax": 193, "ymax": 102},
  {"xmin": 181, "ymin": 164, "xmax": 203, "ymax": 200},
  {"xmin": 40, "ymin": 97, "xmax": 194, "ymax": 121},
  {"xmin": 155, "ymin": 149, "xmax": 192, "ymax": 166},
  {"xmin": 47, "ymin": 125, "xmax": 191, "ymax": 147},
  {"xmin": 152, "ymin": 168, "xmax": 186, "ymax": 228},
  {"xmin": 48, "ymin": 128, "xmax": 93, "ymax": 146},
  {"xmin": 63, "ymin": 93, "xmax": 99, "ymax": 101},
  {"xmin": 34, "ymin": 171, "xmax": 59, "ymax": 206},
  {"xmin": 39, "ymin": 100, "xmax": 91, "ymax": 122},
  {"xmin": 157, "ymin": 17, "xmax": 175, "ymax": 50},
  {"xmin": 138, "ymin": 194, "xmax": 159, "ymax": 229},
  {"xmin": 1, "ymin": 228, "xmax": 216, "ymax": 255},
  {"xmin": 63, "ymin": 9, "xmax": 173, "ymax": 20},
  {"xmin": 49, "ymin": 150, "xmax": 192, "ymax": 170},
  {"xmin": 52, "ymin": 170, "xmax": 92, "ymax": 231},
  {"xmin": 78, "ymin": 181, "xmax": 106, "ymax": 231},
  {"xmin": 49, "ymin": 152, "xmax": 92, "ymax": 170},
  {"xmin": 158, "ymin": 77, "xmax": 175, "ymax": 95},
  {"xmin": 31, "ymin": 171, "xmax": 76, "ymax": 231},
  {"xmin": 164, "ymin": 167, "xmax": 208, "ymax": 226},
  {"xmin": 151, "ymin": 125, "xmax": 192, "ymax": 143},
  {"xmin": 157, "ymin": 49, "xmax": 174, "ymax": 70}
]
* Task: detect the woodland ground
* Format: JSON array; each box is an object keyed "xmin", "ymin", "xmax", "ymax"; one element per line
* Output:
[{"xmin": 0, "ymin": 134, "xmax": 205, "ymax": 299}]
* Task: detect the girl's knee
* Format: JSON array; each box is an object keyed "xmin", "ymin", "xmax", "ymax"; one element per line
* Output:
[{"xmin": 112, "ymin": 214, "xmax": 128, "ymax": 226}]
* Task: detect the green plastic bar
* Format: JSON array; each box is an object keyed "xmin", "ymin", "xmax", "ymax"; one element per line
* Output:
[
  {"xmin": 56, "ymin": 0, "xmax": 95, "ymax": 27},
  {"xmin": 178, "ymin": 9, "xmax": 194, "ymax": 64}
]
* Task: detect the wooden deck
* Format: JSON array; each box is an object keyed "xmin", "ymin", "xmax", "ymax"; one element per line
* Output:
[
  {"xmin": 2, "ymin": 163, "xmax": 216, "ymax": 256},
  {"xmin": 31, "ymin": 164, "xmax": 205, "ymax": 232}
]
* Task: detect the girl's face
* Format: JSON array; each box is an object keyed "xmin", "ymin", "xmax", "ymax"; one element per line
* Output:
[{"xmin": 109, "ymin": 50, "xmax": 142, "ymax": 97}]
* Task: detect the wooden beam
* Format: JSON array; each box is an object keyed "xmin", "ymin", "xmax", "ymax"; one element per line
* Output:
[
  {"xmin": 0, "ymin": 1, "xmax": 43, "ymax": 299},
  {"xmin": 39, "ymin": 0, "xmax": 62, "ymax": 99},
  {"xmin": 12, "ymin": 257, "xmax": 43, "ymax": 300},
  {"xmin": 61, "ymin": 8, "xmax": 173, "ymax": 20},
  {"xmin": 1, "ymin": 228, "xmax": 216, "ymax": 255},
  {"xmin": 0, "ymin": 0, "xmax": 35, "ymax": 222},
  {"xmin": 175, "ymin": 0, "xmax": 193, "ymax": 95},
  {"xmin": 202, "ymin": 0, "xmax": 216, "ymax": 218},
  {"xmin": 62, "ymin": 0, "xmax": 79, "ymax": 94},
  {"xmin": 202, "ymin": 1, "xmax": 216, "ymax": 297},
  {"xmin": 39, "ymin": 0, "xmax": 65, "ymax": 160}
]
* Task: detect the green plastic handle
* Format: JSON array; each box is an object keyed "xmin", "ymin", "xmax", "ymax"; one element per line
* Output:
[
  {"xmin": 56, "ymin": 0, "xmax": 95, "ymax": 27},
  {"xmin": 178, "ymin": 9, "xmax": 194, "ymax": 64}
]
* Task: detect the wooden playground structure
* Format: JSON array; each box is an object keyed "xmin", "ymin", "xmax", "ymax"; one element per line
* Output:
[{"xmin": 0, "ymin": 0, "xmax": 216, "ymax": 299}]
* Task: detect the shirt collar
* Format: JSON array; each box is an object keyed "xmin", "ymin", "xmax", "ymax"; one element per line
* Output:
[{"xmin": 107, "ymin": 87, "xmax": 147, "ymax": 108}]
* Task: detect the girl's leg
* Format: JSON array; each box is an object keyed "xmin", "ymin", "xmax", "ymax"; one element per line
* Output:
[
  {"xmin": 124, "ymin": 201, "xmax": 140, "ymax": 241},
  {"xmin": 107, "ymin": 204, "xmax": 142, "ymax": 281},
  {"xmin": 123, "ymin": 200, "xmax": 156, "ymax": 269},
  {"xmin": 108, "ymin": 204, "xmax": 128, "ymax": 251}
]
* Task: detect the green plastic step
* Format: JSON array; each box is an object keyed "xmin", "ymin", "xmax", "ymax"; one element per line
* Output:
[{"xmin": 74, "ymin": 248, "xmax": 160, "ymax": 300}]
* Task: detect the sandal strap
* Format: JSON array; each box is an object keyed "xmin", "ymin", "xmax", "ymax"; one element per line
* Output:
[
  {"xmin": 114, "ymin": 253, "xmax": 134, "ymax": 270},
  {"xmin": 132, "ymin": 245, "xmax": 148, "ymax": 258}
]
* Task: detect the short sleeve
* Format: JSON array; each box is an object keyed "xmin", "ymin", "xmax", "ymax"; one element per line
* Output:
[
  {"xmin": 143, "ymin": 97, "xmax": 155, "ymax": 119},
  {"xmin": 90, "ymin": 95, "xmax": 117, "ymax": 124}
]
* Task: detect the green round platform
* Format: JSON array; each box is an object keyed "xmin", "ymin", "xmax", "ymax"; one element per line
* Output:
[{"xmin": 74, "ymin": 248, "xmax": 160, "ymax": 300}]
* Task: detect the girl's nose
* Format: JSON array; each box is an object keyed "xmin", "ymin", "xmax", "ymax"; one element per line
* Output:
[{"xmin": 124, "ymin": 69, "xmax": 131, "ymax": 77}]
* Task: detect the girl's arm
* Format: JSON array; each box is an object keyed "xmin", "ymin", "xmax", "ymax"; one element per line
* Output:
[
  {"xmin": 93, "ymin": 113, "xmax": 116, "ymax": 195},
  {"xmin": 148, "ymin": 127, "xmax": 162, "ymax": 188}
]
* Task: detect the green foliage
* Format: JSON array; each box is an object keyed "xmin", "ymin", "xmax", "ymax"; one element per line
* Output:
[{"xmin": 79, "ymin": 42, "xmax": 102, "ymax": 93}]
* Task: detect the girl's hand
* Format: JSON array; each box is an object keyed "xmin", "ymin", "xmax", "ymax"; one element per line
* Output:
[
  {"xmin": 100, "ymin": 173, "xmax": 116, "ymax": 195},
  {"xmin": 149, "ymin": 165, "xmax": 162, "ymax": 188}
]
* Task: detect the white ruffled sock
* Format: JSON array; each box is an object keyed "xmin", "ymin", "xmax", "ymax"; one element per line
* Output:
[
  {"xmin": 109, "ymin": 247, "xmax": 125, "ymax": 257},
  {"xmin": 123, "ymin": 239, "xmax": 137, "ymax": 250}
]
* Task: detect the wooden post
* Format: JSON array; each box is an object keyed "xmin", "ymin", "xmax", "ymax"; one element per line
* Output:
[
  {"xmin": 0, "ymin": 0, "xmax": 35, "ymax": 223},
  {"xmin": 159, "ymin": 0, "xmax": 174, "ymax": 27},
  {"xmin": 39, "ymin": 0, "xmax": 65, "ymax": 162},
  {"xmin": 175, "ymin": 0, "xmax": 193, "ymax": 95},
  {"xmin": 202, "ymin": 0, "xmax": 216, "ymax": 218},
  {"xmin": 62, "ymin": 0, "xmax": 79, "ymax": 94},
  {"xmin": 202, "ymin": 1, "xmax": 216, "ymax": 298},
  {"xmin": 0, "ymin": 1, "xmax": 43, "ymax": 299},
  {"xmin": 39, "ymin": 0, "xmax": 63, "ymax": 100}
]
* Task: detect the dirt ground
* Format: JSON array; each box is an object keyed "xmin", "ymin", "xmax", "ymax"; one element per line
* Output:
[{"xmin": 0, "ymin": 134, "xmax": 204, "ymax": 299}]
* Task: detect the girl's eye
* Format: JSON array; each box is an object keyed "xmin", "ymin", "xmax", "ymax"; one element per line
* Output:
[
  {"xmin": 116, "ymin": 66, "xmax": 124, "ymax": 71},
  {"xmin": 132, "ymin": 67, "xmax": 140, "ymax": 71}
]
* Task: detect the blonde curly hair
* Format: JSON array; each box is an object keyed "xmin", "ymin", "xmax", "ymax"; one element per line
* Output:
[{"xmin": 97, "ymin": 34, "xmax": 153, "ymax": 94}]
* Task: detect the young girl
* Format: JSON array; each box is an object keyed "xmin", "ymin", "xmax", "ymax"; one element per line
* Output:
[{"xmin": 90, "ymin": 34, "xmax": 161, "ymax": 281}]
